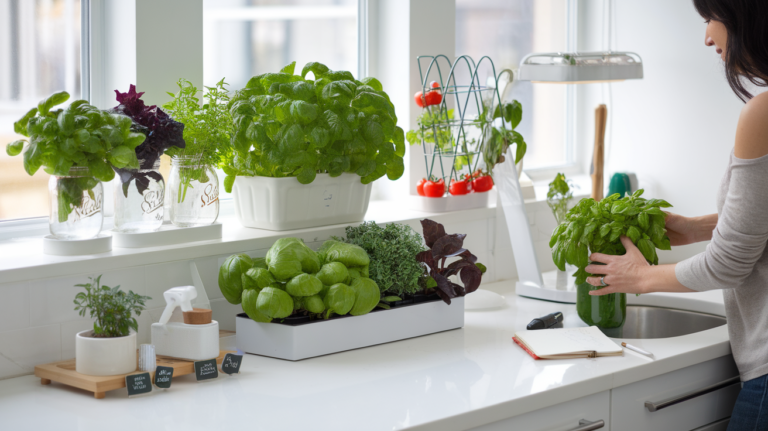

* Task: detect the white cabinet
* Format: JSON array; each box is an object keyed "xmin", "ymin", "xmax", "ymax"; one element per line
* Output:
[
  {"xmin": 470, "ymin": 391, "xmax": 610, "ymax": 431},
  {"xmin": 610, "ymin": 355, "xmax": 740, "ymax": 431}
]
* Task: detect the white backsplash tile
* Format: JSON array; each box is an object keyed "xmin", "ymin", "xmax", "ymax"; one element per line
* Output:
[
  {"xmin": 99, "ymin": 266, "xmax": 146, "ymax": 296},
  {"xmin": 29, "ymin": 274, "xmax": 94, "ymax": 326},
  {"xmin": 194, "ymin": 256, "xmax": 224, "ymax": 301},
  {"xmin": 0, "ymin": 281, "xmax": 30, "ymax": 332},
  {"xmin": 210, "ymin": 298, "xmax": 242, "ymax": 332},
  {"xmin": 144, "ymin": 260, "xmax": 195, "ymax": 309},
  {"xmin": 0, "ymin": 324, "xmax": 61, "ymax": 377}
]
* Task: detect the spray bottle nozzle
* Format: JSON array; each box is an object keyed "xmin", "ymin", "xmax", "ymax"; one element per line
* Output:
[{"xmin": 158, "ymin": 286, "xmax": 197, "ymax": 325}]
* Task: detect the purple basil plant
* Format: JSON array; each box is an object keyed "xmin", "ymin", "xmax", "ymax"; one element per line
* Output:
[
  {"xmin": 416, "ymin": 219, "xmax": 485, "ymax": 305},
  {"xmin": 111, "ymin": 85, "xmax": 185, "ymax": 196}
]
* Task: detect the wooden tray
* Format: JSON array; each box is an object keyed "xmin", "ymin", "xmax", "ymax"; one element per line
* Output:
[{"xmin": 34, "ymin": 350, "xmax": 233, "ymax": 399}]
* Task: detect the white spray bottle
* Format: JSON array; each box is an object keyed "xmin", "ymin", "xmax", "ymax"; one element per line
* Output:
[{"xmin": 151, "ymin": 286, "xmax": 219, "ymax": 361}]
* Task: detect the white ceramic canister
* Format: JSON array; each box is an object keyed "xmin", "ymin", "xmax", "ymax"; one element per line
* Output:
[{"xmin": 75, "ymin": 330, "xmax": 137, "ymax": 376}]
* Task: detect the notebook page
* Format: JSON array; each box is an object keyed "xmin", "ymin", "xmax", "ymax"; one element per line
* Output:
[{"xmin": 515, "ymin": 326, "xmax": 622, "ymax": 357}]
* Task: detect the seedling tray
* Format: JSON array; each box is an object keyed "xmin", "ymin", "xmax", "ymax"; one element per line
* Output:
[
  {"xmin": 34, "ymin": 350, "xmax": 233, "ymax": 399},
  {"xmin": 236, "ymin": 297, "xmax": 464, "ymax": 361}
]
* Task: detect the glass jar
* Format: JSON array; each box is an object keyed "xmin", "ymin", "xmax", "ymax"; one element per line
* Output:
[
  {"xmin": 168, "ymin": 156, "xmax": 219, "ymax": 227},
  {"xmin": 113, "ymin": 160, "xmax": 165, "ymax": 233},
  {"xmin": 48, "ymin": 167, "xmax": 104, "ymax": 240},
  {"xmin": 576, "ymin": 263, "xmax": 627, "ymax": 329}
]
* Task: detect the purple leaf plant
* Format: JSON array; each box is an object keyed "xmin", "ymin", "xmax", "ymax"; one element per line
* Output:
[{"xmin": 416, "ymin": 219, "xmax": 484, "ymax": 305}]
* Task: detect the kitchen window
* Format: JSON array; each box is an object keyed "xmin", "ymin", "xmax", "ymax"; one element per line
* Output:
[
  {"xmin": 0, "ymin": 0, "xmax": 82, "ymax": 221},
  {"xmin": 456, "ymin": 0, "xmax": 574, "ymax": 174},
  {"xmin": 202, "ymin": 0, "xmax": 358, "ymax": 91}
]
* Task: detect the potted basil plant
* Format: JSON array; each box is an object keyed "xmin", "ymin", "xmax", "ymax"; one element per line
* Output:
[
  {"xmin": 6, "ymin": 92, "xmax": 146, "ymax": 240},
  {"xmin": 221, "ymin": 61, "xmax": 405, "ymax": 231},
  {"xmin": 73, "ymin": 275, "xmax": 150, "ymax": 376},
  {"xmin": 549, "ymin": 190, "xmax": 672, "ymax": 329}
]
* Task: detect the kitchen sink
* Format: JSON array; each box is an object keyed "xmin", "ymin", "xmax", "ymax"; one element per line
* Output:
[{"xmin": 600, "ymin": 305, "xmax": 726, "ymax": 339}]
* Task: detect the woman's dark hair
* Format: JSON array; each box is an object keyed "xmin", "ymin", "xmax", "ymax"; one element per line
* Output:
[{"xmin": 693, "ymin": 0, "xmax": 768, "ymax": 102}]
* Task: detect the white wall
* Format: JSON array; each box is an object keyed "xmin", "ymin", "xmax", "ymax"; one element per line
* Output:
[{"xmin": 578, "ymin": 0, "xmax": 743, "ymax": 218}]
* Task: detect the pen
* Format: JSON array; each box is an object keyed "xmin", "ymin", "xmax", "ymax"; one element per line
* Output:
[{"xmin": 622, "ymin": 342, "xmax": 654, "ymax": 358}]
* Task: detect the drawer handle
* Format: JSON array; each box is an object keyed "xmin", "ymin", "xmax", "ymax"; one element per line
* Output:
[
  {"xmin": 566, "ymin": 419, "xmax": 605, "ymax": 431},
  {"xmin": 644, "ymin": 376, "xmax": 740, "ymax": 412}
]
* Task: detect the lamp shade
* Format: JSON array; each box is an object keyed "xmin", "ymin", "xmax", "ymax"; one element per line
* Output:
[{"xmin": 518, "ymin": 51, "xmax": 643, "ymax": 83}]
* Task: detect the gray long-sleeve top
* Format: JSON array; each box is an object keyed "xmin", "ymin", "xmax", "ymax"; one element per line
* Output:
[{"xmin": 677, "ymin": 150, "xmax": 768, "ymax": 381}]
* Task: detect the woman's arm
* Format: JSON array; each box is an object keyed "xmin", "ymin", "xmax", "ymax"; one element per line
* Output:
[{"xmin": 666, "ymin": 213, "xmax": 718, "ymax": 245}]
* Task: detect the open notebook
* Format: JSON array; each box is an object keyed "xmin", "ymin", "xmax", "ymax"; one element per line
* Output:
[{"xmin": 513, "ymin": 326, "xmax": 623, "ymax": 359}]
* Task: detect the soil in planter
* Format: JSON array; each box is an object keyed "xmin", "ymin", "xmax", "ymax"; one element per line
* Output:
[{"xmin": 412, "ymin": 292, "xmax": 440, "ymax": 303}]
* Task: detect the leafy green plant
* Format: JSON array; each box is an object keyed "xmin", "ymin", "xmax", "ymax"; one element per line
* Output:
[
  {"xmin": 162, "ymin": 78, "xmax": 232, "ymax": 202},
  {"xmin": 547, "ymin": 173, "xmax": 574, "ymax": 225},
  {"xmin": 6, "ymin": 92, "xmax": 146, "ymax": 222},
  {"xmin": 73, "ymin": 275, "xmax": 151, "ymax": 338},
  {"xmin": 220, "ymin": 61, "xmax": 405, "ymax": 191},
  {"xmin": 336, "ymin": 221, "xmax": 427, "ymax": 297},
  {"xmin": 549, "ymin": 190, "xmax": 673, "ymax": 285},
  {"xmin": 218, "ymin": 236, "xmax": 380, "ymax": 322}
]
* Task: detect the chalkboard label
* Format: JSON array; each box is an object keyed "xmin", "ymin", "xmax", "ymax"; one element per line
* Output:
[
  {"xmin": 125, "ymin": 372, "xmax": 152, "ymax": 397},
  {"xmin": 194, "ymin": 359, "xmax": 219, "ymax": 381},
  {"xmin": 154, "ymin": 366, "xmax": 174, "ymax": 389},
  {"xmin": 221, "ymin": 353, "xmax": 243, "ymax": 375}
]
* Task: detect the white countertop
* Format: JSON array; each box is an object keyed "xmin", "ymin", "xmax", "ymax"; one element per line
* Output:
[{"xmin": 0, "ymin": 281, "xmax": 729, "ymax": 431}]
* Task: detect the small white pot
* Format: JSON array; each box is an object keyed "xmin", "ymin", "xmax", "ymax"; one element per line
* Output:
[
  {"xmin": 75, "ymin": 330, "xmax": 137, "ymax": 376},
  {"xmin": 232, "ymin": 173, "xmax": 372, "ymax": 231}
]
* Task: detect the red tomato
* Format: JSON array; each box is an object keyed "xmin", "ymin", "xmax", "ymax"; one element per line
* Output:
[
  {"xmin": 472, "ymin": 175, "xmax": 494, "ymax": 193},
  {"xmin": 423, "ymin": 179, "xmax": 445, "ymax": 198},
  {"xmin": 430, "ymin": 81, "xmax": 440, "ymax": 89},
  {"xmin": 425, "ymin": 91, "xmax": 442, "ymax": 106},
  {"xmin": 416, "ymin": 178, "xmax": 426, "ymax": 196},
  {"xmin": 414, "ymin": 91, "xmax": 426, "ymax": 108},
  {"xmin": 449, "ymin": 178, "xmax": 469, "ymax": 195}
]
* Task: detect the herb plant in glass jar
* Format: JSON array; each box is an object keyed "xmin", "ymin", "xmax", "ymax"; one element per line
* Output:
[
  {"xmin": 6, "ymin": 91, "xmax": 146, "ymax": 240},
  {"xmin": 110, "ymin": 85, "xmax": 186, "ymax": 232},
  {"xmin": 547, "ymin": 173, "xmax": 575, "ymax": 287},
  {"xmin": 549, "ymin": 190, "xmax": 673, "ymax": 329},
  {"xmin": 163, "ymin": 78, "xmax": 230, "ymax": 227}
]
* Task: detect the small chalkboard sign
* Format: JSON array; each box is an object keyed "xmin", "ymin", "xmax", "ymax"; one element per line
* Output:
[
  {"xmin": 154, "ymin": 366, "xmax": 174, "ymax": 389},
  {"xmin": 194, "ymin": 359, "xmax": 219, "ymax": 381},
  {"xmin": 221, "ymin": 353, "xmax": 243, "ymax": 375},
  {"xmin": 125, "ymin": 372, "xmax": 152, "ymax": 397}
]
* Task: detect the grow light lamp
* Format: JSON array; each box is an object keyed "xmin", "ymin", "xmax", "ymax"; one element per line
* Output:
[
  {"xmin": 498, "ymin": 51, "xmax": 643, "ymax": 304},
  {"xmin": 517, "ymin": 51, "xmax": 643, "ymax": 84}
]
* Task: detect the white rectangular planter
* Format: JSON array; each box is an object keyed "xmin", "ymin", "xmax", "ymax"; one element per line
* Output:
[
  {"xmin": 232, "ymin": 173, "xmax": 372, "ymax": 231},
  {"xmin": 236, "ymin": 297, "xmax": 464, "ymax": 360}
]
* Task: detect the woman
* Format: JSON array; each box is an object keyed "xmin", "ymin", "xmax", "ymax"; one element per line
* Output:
[{"xmin": 586, "ymin": 0, "xmax": 768, "ymax": 428}]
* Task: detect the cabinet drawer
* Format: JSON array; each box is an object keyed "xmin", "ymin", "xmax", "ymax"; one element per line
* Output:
[
  {"xmin": 611, "ymin": 355, "xmax": 740, "ymax": 431},
  {"xmin": 470, "ymin": 390, "xmax": 610, "ymax": 431}
]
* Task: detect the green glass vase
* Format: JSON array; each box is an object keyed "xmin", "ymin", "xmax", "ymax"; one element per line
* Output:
[{"xmin": 576, "ymin": 281, "xmax": 626, "ymax": 329}]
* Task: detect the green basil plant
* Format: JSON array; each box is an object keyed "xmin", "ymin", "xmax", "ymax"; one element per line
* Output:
[
  {"xmin": 220, "ymin": 61, "xmax": 405, "ymax": 191},
  {"xmin": 549, "ymin": 190, "xmax": 673, "ymax": 285}
]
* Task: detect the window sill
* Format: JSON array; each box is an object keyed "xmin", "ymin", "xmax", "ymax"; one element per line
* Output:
[{"xmin": 0, "ymin": 183, "xmax": 579, "ymax": 285}]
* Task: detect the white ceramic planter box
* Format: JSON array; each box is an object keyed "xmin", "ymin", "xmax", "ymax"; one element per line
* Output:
[
  {"xmin": 75, "ymin": 330, "xmax": 136, "ymax": 376},
  {"xmin": 236, "ymin": 297, "xmax": 464, "ymax": 360},
  {"xmin": 232, "ymin": 173, "xmax": 372, "ymax": 231}
]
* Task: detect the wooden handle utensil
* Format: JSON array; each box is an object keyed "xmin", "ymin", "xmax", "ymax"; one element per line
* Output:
[{"xmin": 591, "ymin": 104, "xmax": 608, "ymax": 201}]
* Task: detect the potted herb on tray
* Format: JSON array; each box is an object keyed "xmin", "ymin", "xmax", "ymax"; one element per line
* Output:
[
  {"xmin": 73, "ymin": 275, "xmax": 150, "ymax": 376},
  {"xmin": 549, "ymin": 190, "xmax": 672, "ymax": 329},
  {"xmin": 162, "ymin": 78, "xmax": 232, "ymax": 227},
  {"xmin": 220, "ymin": 61, "xmax": 405, "ymax": 231},
  {"xmin": 6, "ymin": 92, "xmax": 146, "ymax": 240}
]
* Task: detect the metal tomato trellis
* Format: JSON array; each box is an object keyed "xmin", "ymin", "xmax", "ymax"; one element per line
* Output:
[{"xmin": 415, "ymin": 55, "xmax": 514, "ymax": 184}]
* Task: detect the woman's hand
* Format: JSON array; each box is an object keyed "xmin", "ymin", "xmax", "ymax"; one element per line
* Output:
[{"xmin": 586, "ymin": 236, "xmax": 651, "ymax": 296}]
